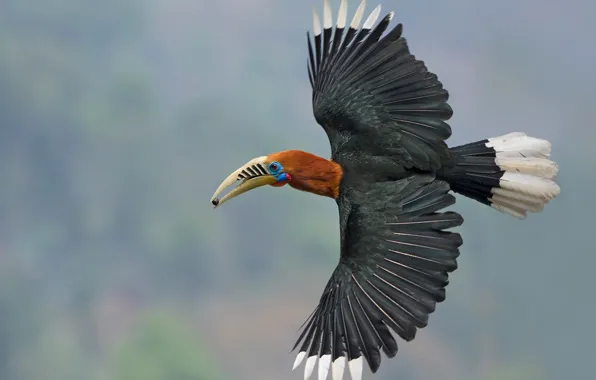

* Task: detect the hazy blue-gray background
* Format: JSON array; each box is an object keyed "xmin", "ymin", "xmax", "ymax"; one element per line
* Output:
[{"xmin": 1, "ymin": 0, "xmax": 594, "ymax": 379}]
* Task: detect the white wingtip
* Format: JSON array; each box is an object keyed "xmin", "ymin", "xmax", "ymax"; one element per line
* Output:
[
  {"xmin": 363, "ymin": 4, "xmax": 381, "ymax": 29},
  {"xmin": 318, "ymin": 355, "xmax": 331, "ymax": 380},
  {"xmin": 350, "ymin": 0, "xmax": 366, "ymax": 29},
  {"xmin": 323, "ymin": 0, "xmax": 332, "ymax": 29},
  {"xmin": 348, "ymin": 357, "xmax": 363, "ymax": 380},
  {"xmin": 293, "ymin": 351, "xmax": 306, "ymax": 370},
  {"xmin": 332, "ymin": 357, "xmax": 346, "ymax": 380},
  {"xmin": 337, "ymin": 0, "xmax": 348, "ymax": 28},
  {"xmin": 305, "ymin": 356, "xmax": 318, "ymax": 380},
  {"xmin": 313, "ymin": 8, "xmax": 322, "ymax": 36}
]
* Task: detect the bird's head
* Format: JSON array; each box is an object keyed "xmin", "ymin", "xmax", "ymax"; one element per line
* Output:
[{"xmin": 210, "ymin": 150, "xmax": 342, "ymax": 208}]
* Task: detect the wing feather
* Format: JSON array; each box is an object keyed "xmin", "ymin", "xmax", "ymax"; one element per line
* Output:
[
  {"xmin": 291, "ymin": 175, "xmax": 464, "ymax": 375},
  {"xmin": 307, "ymin": 1, "xmax": 453, "ymax": 170}
]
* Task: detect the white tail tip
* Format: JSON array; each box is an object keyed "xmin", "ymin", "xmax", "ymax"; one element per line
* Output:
[{"xmin": 487, "ymin": 133, "xmax": 560, "ymax": 218}]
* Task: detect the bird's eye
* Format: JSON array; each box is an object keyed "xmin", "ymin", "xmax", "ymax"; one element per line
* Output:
[{"xmin": 268, "ymin": 162, "xmax": 281, "ymax": 173}]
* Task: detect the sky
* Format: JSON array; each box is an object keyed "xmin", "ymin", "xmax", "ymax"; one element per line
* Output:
[{"xmin": 1, "ymin": 0, "xmax": 594, "ymax": 379}]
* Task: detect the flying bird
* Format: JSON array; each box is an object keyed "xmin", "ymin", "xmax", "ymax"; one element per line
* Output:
[{"xmin": 210, "ymin": 0, "xmax": 561, "ymax": 379}]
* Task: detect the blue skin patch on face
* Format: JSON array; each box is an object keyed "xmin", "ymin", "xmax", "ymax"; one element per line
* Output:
[
  {"xmin": 268, "ymin": 161, "xmax": 288, "ymax": 183},
  {"xmin": 276, "ymin": 172, "xmax": 289, "ymax": 182},
  {"xmin": 268, "ymin": 161, "xmax": 282, "ymax": 175}
]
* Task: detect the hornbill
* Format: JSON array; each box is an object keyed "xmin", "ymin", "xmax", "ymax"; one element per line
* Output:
[{"xmin": 210, "ymin": 0, "xmax": 561, "ymax": 379}]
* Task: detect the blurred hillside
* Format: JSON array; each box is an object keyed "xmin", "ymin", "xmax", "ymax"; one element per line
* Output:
[{"xmin": 0, "ymin": 0, "xmax": 594, "ymax": 379}]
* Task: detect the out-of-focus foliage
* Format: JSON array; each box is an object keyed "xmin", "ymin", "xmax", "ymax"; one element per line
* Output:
[
  {"xmin": 0, "ymin": 0, "xmax": 593, "ymax": 379},
  {"xmin": 110, "ymin": 311, "xmax": 221, "ymax": 380}
]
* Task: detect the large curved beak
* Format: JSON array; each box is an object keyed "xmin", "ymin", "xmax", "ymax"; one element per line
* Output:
[{"xmin": 210, "ymin": 156, "xmax": 276, "ymax": 208}]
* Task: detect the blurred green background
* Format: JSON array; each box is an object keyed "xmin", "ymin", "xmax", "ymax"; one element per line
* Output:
[{"xmin": 0, "ymin": 0, "xmax": 593, "ymax": 379}]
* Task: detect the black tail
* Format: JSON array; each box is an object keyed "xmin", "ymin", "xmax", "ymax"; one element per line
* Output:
[{"xmin": 438, "ymin": 132, "xmax": 560, "ymax": 219}]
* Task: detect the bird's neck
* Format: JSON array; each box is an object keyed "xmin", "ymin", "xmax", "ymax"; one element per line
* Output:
[
  {"xmin": 289, "ymin": 154, "xmax": 342, "ymax": 199},
  {"xmin": 272, "ymin": 150, "xmax": 343, "ymax": 199}
]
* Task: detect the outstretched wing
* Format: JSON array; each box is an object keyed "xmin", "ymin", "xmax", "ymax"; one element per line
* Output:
[
  {"xmin": 292, "ymin": 175, "xmax": 464, "ymax": 379},
  {"xmin": 308, "ymin": 0, "xmax": 453, "ymax": 171}
]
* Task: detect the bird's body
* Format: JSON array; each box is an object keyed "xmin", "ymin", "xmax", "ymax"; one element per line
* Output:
[{"xmin": 210, "ymin": 1, "xmax": 560, "ymax": 379}]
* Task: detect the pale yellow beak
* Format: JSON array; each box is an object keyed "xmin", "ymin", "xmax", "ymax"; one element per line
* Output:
[{"xmin": 210, "ymin": 156, "xmax": 276, "ymax": 208}]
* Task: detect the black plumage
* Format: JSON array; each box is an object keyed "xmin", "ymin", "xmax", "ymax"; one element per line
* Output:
[
  {"xmin": 208, "ymin": 2, "xmax": 558, "ymax": 378},
  {"xmin": 291, "ymin": 1, "xmax": 559, "ymax": 378},
  {"xmin": 309, "ymin": 7, "xmax": 453, "ymax": 172},
  {"xmin": 441, "ymin": 140, "xmax": 505, "ymax": 207},
  {"xmin": 293, "ymin": 175, "xmax": 463, "ymax": 374},
  {"xmin": 293, "ymin": 2, "xmax": 465, "ymax": 376}
]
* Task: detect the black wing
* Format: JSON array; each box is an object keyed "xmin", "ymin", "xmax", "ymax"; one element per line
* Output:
[
  {"xmin": 292, "ymin": 175, "xmax": 463, "ymax": 379},
  {"xmin": 308, "ymin": 0, "xmax": 453, "ymax": 171}
]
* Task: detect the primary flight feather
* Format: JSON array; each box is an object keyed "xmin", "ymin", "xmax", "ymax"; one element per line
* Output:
[{"xmin": 210, "ymin": 1, "xmax": 561, "ymax": 379}]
